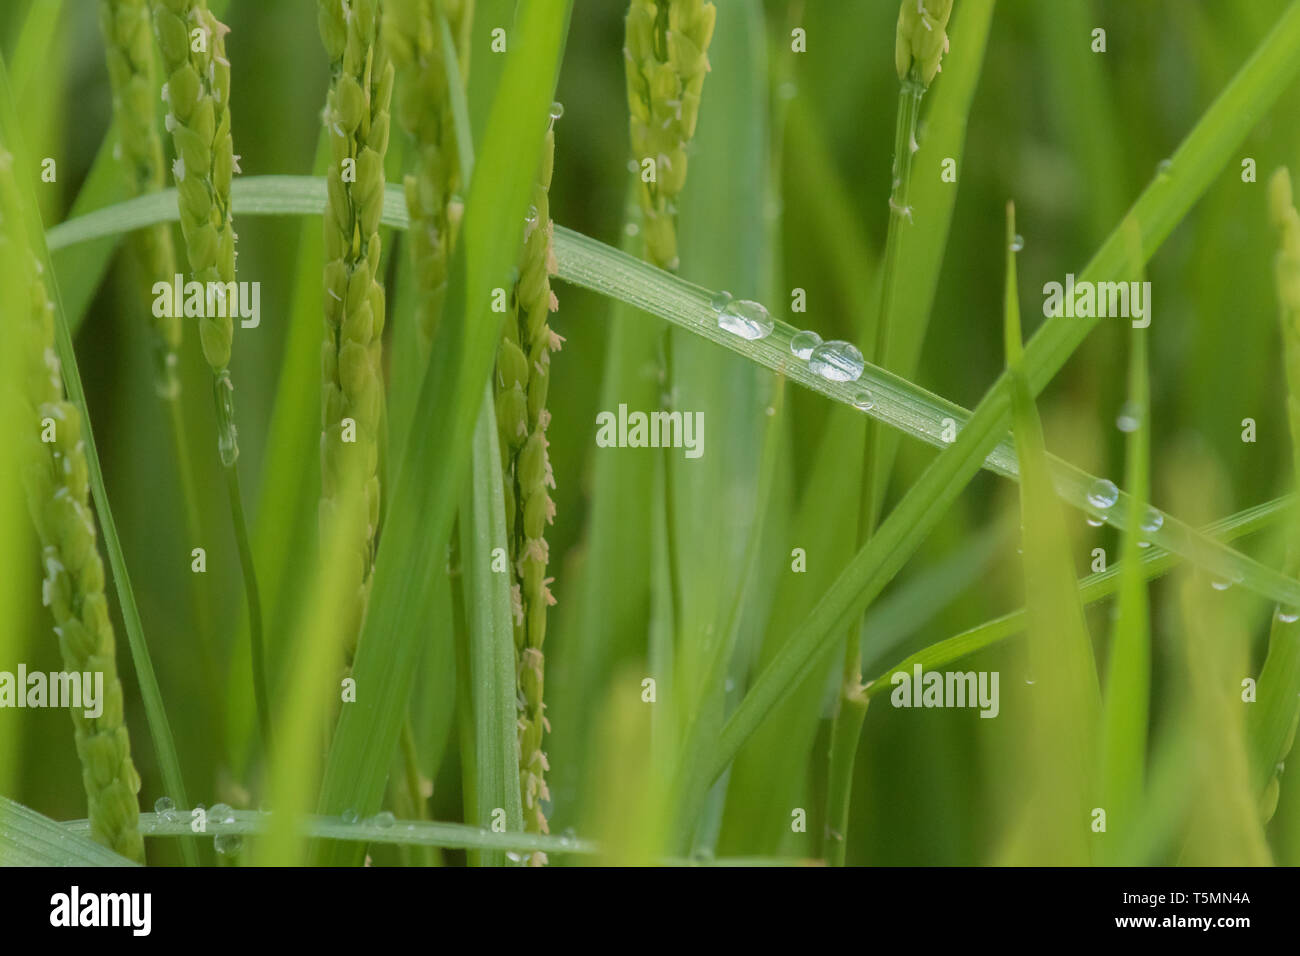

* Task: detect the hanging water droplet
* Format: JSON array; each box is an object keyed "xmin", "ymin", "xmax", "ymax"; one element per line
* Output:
[
  {"xmin": 718, "ymin": 299, "xmax": 774, "ymax": 340},
  {"xmin": 1086, "ymin": 478, "xmax": 1119, "ymax": 511},
  {"xmin": 214, "ymin": 832, "xmax": 243, "ymax": 856},
  {"xmin": 1086, "ymin": 515, "xmax": 1105, "ymax": 527},
  {"xmin": 1116, "ymin": 401, "xmax": 1141, "ymax": 433},
  {"xmin": 549, "ymin": 101, "xmax": 564, "ymax": 121},
  {"xmin": 154, "ymin": 796, "xmax": 175, "ymax": 815},
  {"xmin": 1138, "ymin": 507, "xmax": 1163, "ymax": 549},
  {"xmin": 853, "ymin": 390, "xmax": 874, "ymax": 411},
  {"xmin": 789, "ymin": 329, "xmax": 821, "ymax": 360},
  {"xmin": 1210, "ymin": 578, "xmax": 1231, "ymax": 591},
  {"xmin": 1009, "ymin": 234, "xmax": 1024, "ymax": 252},
  {"xmin": 1278, "ymin": 607, "xmax": 1299, "ymax": 624},
  {"xmin": 341, "ymin": 808, "xmax": 359, "ymax": 824},
  {"xmin": 371, "ymin": 810, "xmax": 396, "ymax": 829},
  {"xmin": 709, "ymin": 290, "xmax": 733, "ymax": 312},
  {"xmin": 809, "ymin": 341, "xmax": 865, "ymax": 383}
]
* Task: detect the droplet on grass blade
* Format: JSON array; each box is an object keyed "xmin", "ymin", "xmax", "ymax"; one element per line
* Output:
[
  {"xmin": 809, "ymin": 341, "xmax": 864, "ymax": 383},
  {"xmin": 1009, "ymin": 234, "xmax": 1024, "ymax": 252},
  {"xmin": 789, "ymin": 329, "xmax": 821, "ymax": 360},
  {"xmin": 1086, "ymin": 478, "xmax": 1119, "ymax": 511},
  {"xmin": 718, "ymin": 299, "xmax": 774, "ymax": 341},
  {"xmin": 709, "ymin": 290, "xmax": 733, "ymax": 312},
  {"xmin": 371, "ymin": 811, "xmax": 396, "ymax": 828},
  {"xmin": 853, "ymin": 390, "xmax": 874, "ymax": 410},
  {"xmin": 1278, "ymin": 607, "xmax": 1299, "ymax": 624},
  {"xmin": 341, "ymin": 808, "xmax": 359, "ymax": 824},
  {"xmin": 154, "ymin": 797, "xmax": 175, "ymax": 814}
]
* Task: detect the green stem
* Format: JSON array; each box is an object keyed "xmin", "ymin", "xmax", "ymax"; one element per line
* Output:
[
  {"xmin": 824, "ymin": 69, "xmax": 926, "ymax": 866},
  {"xmin": 221, "ymin": 446, "xmax": 269, "ymax": 758},
  {"xmin": 824, "ymin": 652, "xmax": 868, "ymax": 866}
]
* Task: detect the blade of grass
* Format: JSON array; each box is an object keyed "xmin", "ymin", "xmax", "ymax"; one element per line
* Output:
[
  {"xmin": 1098, "ymin": 220, "xmax": 1152, "ymax": 863},
  {"xmin": 68, "ymin": 809, "xmax": 592, "ymax": 856},
  {"xmin": 0, "ymin": 797, "xmax": 140, "ymax": 867},
  {"xmin": 1003, "ymin": 199, "xmax": 1098, "ymax": 865},
  {"xmin": 460, "ymin": 387, "xmax": 525, "ymax": 867}
]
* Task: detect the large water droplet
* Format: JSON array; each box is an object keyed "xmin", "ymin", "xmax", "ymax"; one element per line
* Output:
[
  {"xmin": 809, "ymin": 341, "xmax": 864, "ymax": 383},
  {"xmin": 1116, "ymin": 401, "xmax": 1141, "ymax": 433},
  {"xmin": 789, "ymin": 329, "xmax": 821, "ymax": 359},
  {"xmin": 709, "ymin": 290, "xmax": 733, "ymax": 312},
  {"xmin": 1009, "ymin": 234, "xmax": 1024, "ymax": 252},
  {"xmin": 1086, "ymin": 478, "xmax": 1119, "ymax": 511},
  {"xmin": 210, "ymin": 803, "xmax": 236, "ymax": 825},
  {"xmin": 214, "ymin": 832, "xmax": 243, "ymax": 856},
  {"xmin": 371, "ymin": 811, "xmax": 396, "ymax": 829},
  {"xmin": 718, "ymin": 299, "xmax": 774, "ymax": 340},
  {"xmin": 154, "ymin": 797, "xmax": 175, "ymax": 815}
]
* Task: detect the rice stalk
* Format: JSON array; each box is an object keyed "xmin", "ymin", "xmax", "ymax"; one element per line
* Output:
[
  {"xmin": 0, "ymin": 146, "xmax": 144, "ymax": 864},
  {"xmin": 495, "ymin": 114, "xmax": 563, "ymax": 863},
  {"xmin": 624, "ymin": 0, "xmax": 716, "ymax": 271},
  {"xmin": 150, "ymin": 0, "xmax": 270, "ymax": 752},
  {"xmin": 387, "ymin": 0, "xmax": 474, "ymax": 349},
  {"xmin": 98, "ymin": 0, "xmax": 217, "ymax": 734},
  {"xmin": 316, "ymin": 0, "xmax": 393, "ymax": 667}
]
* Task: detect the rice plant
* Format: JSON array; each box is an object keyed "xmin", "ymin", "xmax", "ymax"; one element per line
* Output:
[{"xmin": 5, "ymin": 0, "xmax": 1300, "ymax": 873}]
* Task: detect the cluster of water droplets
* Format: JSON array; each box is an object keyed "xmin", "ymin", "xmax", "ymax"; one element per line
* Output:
[{"xmin": 709, "ymin": 292, "xmax": 866, "ymax": 394}]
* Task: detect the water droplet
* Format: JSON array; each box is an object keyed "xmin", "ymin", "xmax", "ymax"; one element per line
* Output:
[
  {"xmin": 214, "ymin": 832, "xmax": 243, "ymax": 856},
  {"xmin": 341, "ymin": 808, "xmax": 359, "ymax": 824},
  {"xmin": 1086, "ymin": 478, "xmax": 1119, "ymax": 511},
  {"xmin": 789, "ymin": 329, "xmax": 822, "ymax": 360},
  {"xmin": 853, "ymin": 390, "xmax": 874, "ymax": 411},
  {"xmin": 524, "ymin": 204, "xmax": 538, "ymax": 227},
  {"xmin": 549, "ymin": 101, "xmax": 564, "ymax": 121},
  {"xmin": 371, "ymin": 810, "xmax": 396, "ymax": 829},
  {"xmin": 809, "ymin": 341, "xmax": 865, "ymax": 383},
  {"xmin": 1210, "ymin": 578, "xmax": 1230, "ymax": 591},
  {"xmin": 154, "ymin": 797, "xmax": 175, "ymax": 815},
  {"xmin": 1278, "ymin": 607, "xmax": 1299, "ymax": 624},
  {"xmin": 1116, "ymin": 401, "xmax": 1141, "ymax": 433},
  {"xmin": 1086, "ymin": 515, "xmax": 1105, "ymax": 527},
  {"xmin": 709, "ymin": 290, "xmax": 733, "ymax": 312},
  {"xmin": 1009, "ymin": 234, "xmax": 1024, "ymax": 252},
  {"xmin": 1139, "ymin": 508, "xmax": 1163, "ymax": 535},
  {"xmin": 505, "ymin": 851, "xmax": 523, "ymax": 863},
  {"xmin": 718, "ymin": 299, "xmax": 774, "ymax": 341},
  {"xmin": 210, "ymin": 803, "xmax": 235, "ymax": 825},
  {"xmin": 1157, "ymin": 158, "xmax": 1173, "ymax": 176},
  {"xmin": 624, "ymin": 221, "xmax": 640, "ymax": 237},
  {"xmin": 1025, "ymin": 677, "xmax": 1036, "ymax": 686}
]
